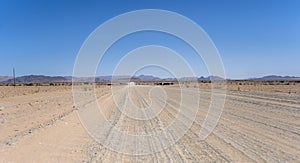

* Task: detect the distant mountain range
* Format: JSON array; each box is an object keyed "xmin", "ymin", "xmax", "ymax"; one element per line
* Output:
[
  {"xmin": 1, "ymin": 75, "xmax": 162, "ymax": 83},
  {"xmin": 248, "ymin": 75, "xmax": 300, "ymax": 81},
  {"xmin": 0, "ymin": 76, "xmax": 12, "ymax": 82},
  {"xmin": 3, "ymin": 75, "xmax": 68, "ymax": 83},
  {"xmin": 0, "ymin": 75, "xmax": 299, "ymax": 83}
]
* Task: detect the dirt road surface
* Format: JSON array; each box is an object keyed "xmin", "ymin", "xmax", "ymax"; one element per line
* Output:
[{"xmin": 0, "ymin": 85, "xmax": 299, "ymax": 162}]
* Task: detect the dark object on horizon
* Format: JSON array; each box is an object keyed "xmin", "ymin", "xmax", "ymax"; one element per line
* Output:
[
  {"xmin": 154, "ymin": 82, "xmax": 174, "ymax": 85},
  {"xmin": 13, "ymin": 68, "xmax": 16, "ymax": 87}
]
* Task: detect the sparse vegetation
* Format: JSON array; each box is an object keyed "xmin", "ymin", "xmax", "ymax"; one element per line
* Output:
[{"xmin": 0, "ymin": 83, "xmax": 299, "ymax": 161}]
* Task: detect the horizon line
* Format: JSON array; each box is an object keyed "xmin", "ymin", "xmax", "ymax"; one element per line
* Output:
[{"xmin": 1, "ymin": 74, "xmax": 300, "ymax": 80}]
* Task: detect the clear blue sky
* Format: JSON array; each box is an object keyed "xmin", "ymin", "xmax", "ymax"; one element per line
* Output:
[{"xmin": 0, "ymin": 0, "xmax": 299, "ymax": 79}]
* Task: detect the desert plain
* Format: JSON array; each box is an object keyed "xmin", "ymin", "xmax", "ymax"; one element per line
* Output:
[{"xmin": 0, "ymin": 81, "xmax": 300, "ymax": 162}]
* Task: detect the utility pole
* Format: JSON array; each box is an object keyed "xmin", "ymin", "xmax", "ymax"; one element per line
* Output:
[{"xmin": 13, "ymin": 67, "xmax": 16, "ymax": 87}]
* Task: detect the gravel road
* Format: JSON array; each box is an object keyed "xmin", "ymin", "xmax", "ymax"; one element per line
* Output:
[{"xmin": 0, "ymin": 85, "xmax": 299, "ymax": 162}]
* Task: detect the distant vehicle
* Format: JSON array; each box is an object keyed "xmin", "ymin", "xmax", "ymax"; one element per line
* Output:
[{"xmin": 128, "ymin": 82, "xmax": 135, "ymax": 86}]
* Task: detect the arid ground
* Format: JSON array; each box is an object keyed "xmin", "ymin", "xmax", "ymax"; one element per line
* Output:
[{"xmin": 0, "ymin": 81, "xmax": 300, "ymax": 162}]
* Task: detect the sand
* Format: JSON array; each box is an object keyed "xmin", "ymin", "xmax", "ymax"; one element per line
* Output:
[{"xmin": 0, "ymin": 82, "xmax": 299, "ymax": 162}]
